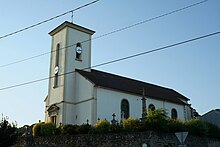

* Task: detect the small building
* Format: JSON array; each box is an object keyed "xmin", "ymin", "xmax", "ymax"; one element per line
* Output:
[
  {"xmin": 44, "ymin": 21, "xmax": 193, "ymax": 126},
  {"xmin": 201, "ymin": 109, "xmax": 220, "ymax": 128}
]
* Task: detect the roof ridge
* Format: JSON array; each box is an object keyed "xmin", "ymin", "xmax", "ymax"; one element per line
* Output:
[
  {"xmin": 76, "ymin": 68, "xmax": 188, "ymax": 104},
  {"xmin": 90, "ymin": 69, "xmax": 173, "ymax": 90}
]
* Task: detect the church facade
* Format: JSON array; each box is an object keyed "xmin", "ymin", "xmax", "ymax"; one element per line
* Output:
[{"xmin": 45, "ymin": 21, "xmax": 193, "ymax": 126}]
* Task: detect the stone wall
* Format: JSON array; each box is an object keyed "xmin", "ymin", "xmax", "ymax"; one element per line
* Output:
[{"xmin": 12, "ymin": 131, "xmax": 220, "ymax": 147}]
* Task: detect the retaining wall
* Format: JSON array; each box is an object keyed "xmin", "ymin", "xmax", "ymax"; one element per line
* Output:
[{"xmin": 12, "ymin": 131, "xmax": 220, "ymax": 147}]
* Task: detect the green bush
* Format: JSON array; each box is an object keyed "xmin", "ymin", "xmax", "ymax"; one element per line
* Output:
[
  {"xmin": 94, "ymin": 119, "xmax": 110, "ymax": 134},
  {"xmin": 205, "ymin": 122, "xmax": 220, "ymax": 138},
  {"xmin": 167, "ymin": 119, "xmax": 186, "ymax": 133},
  {"xmin": 33, "ymin": 122, "xmax": 43, "ymax": 137},
  {"xmin": 184, "ymin": 119, "xmax": 207, "ymax": 137},
  {"xmin": 77, "ymin": 124, "xmax": 92, "ymax": 134},
  {"xmin": 33, "ymin": 123, "xmax": 56, "ymax": 137},
  {"xmin": 145, "ymin": 109, "xmax": 169, "ymax": 132},
  {"xmin": 61, "ymin": 124, "xmax": 79, "ymax": 135},
  {"xmin": 41, "ymin": 123, "xmax": 56, "ymax": 136},
  {"xmin": 122, "ymin": 118, "xmax": 140, "ymax": 132},
  {"xmin": 109, "ymin": 124, "xmax": 123, "ymax": 133}
]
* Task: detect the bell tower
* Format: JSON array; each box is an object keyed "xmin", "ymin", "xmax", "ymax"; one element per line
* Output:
[{"xmin": 45, "ymin": 21, "xmax": 95, "ymax": 126}]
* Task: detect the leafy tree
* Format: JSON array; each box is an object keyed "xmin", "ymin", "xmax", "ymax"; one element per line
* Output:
[
  {"xmin": 144, "ymin": 109, "xmax": 169, "ymax": 132},
  {"xmin": 184, "ymin": 119, "xmax": 207, "ymax": 137},
  {"xmin": 204, "ymin": 122, "xmax": 220, "ymax": 138},
  {"xmin": 0, "ymin": 116, "xmax": 18, "ymax": 146},
  {"xmin": 167, "ymin": 119, "xmax": 186, "ymax": 133}
]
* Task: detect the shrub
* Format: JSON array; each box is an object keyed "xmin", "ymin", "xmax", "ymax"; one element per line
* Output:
[
  {"xmin": 145, "ymin": 109, "xmax": 169, "ymax": 132},
  {"xmin": 94, "ymin": 119, "xmax": 110, "ymax": 134},
  {"xmin": 61, "ymin": 124, "xmax": 79, "ymax": 135},
  {"xmin": 32, "ymin": 122, "xmax": 43, "ymax": 137},
  {"xmin": 122, "ymin": 118, "xmax": 140, "ymax": 132},
  {"xmin": 77, "ymin": 124, "xmax": 92, "ymax": 134},
  {"xmin": 109, "ymin": 123, "xmax": 123, "ymax": 133},
  {"xmin": 0, "ymin": 118, "xmax": 18, "ymax": 146},
  {"xmin": 205, "ymin": 122, "xmax": 220, "ymax": 138},
  {"xmin": 33, "ymin": 123, "xmax": 56, "ymax": 137},
  {"xmin": 167, "ymin": 119, "xmax": 186, "ymax": 133},
  {"xmin": 41, "ymin": 123, "xmax": 56, "ymax": 136},
  {"xmin": 184, "ymin": 119, "xmax": 207, "ymax": 137}
]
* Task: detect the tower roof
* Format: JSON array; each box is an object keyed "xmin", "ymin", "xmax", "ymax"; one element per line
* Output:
[{"xmin": 49, "ymin": 21, "xmax": 95, "ymax": 36}]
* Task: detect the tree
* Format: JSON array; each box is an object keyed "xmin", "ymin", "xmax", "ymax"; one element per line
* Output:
[
  {"xmin": 0, "ymin": 116, "xmax": 18, "ymax": 146},
  {"xmin": 143, "ymin": 109, "xmax": 169, "ymax": 132}
]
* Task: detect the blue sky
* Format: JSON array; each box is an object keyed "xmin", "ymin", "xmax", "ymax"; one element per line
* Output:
[{"xmin": 0, "ymin": 0, "xmax": 219, "ymax": 126}]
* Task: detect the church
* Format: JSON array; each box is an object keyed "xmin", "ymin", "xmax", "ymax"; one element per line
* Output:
[{"xmin": 44, "ymin": 21, "xmax": 193, "ymax": 126}]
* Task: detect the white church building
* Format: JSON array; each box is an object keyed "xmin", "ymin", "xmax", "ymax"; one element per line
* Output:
[{"xmin": 45, "ymin": 21, "xmax": 193, "ymax": 126}]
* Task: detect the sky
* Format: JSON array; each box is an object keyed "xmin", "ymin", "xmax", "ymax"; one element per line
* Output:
[{"xmin": 0, "ymin": 0, "xmax": 219, "ymax": 127}]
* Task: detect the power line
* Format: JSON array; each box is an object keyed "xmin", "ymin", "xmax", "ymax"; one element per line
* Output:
[
  {"xmin": 0, "ymin": 30, "xmax": 219, "ymax": 91},
  {"xmin": 93, "ymin": 0, "xmax": 208, "ymax": 40},
  {"xmin": 91, "ymin": 31, "xmax": 220, "ymax": 68},
  {"xmin": 0, "ymin": 0, "xmax": 208, "ymax": 68},
  {"xmin": 0, "ymin": 0, "xmax": 100, "ymax": 40}
]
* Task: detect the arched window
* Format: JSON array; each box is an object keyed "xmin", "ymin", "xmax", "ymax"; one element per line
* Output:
[
  {"xmin": 121, "ymin": 99, "xmax": 129, "ymax": 119},
  {"xmin": 171, "ymin": 108, "xmax": 178, "ymax": 119},
  {"xmin": 148, "ymin": 104, "xmax": 155, "ymax": 111},
  {"xmin": 55, "ymin": 43, "xmax": 60, "ymax": 66},
  {"xmin": 54, "ymin": 43, "xmax": 60, "ymax": 87}
]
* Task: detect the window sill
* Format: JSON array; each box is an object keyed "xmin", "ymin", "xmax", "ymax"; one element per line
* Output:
[
  {"xmin": 75, "ymin": 58, "xmax": 82, "ymax": 62},
  {"xmin": 53, "ymin": 86, "xmax": 58, "ymax": 89}
]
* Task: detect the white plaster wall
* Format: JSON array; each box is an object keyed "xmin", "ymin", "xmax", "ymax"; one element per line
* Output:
[
  {"xmin": 147, "ymin": 98, "xmax": 185, "ymax": 121},
  {"xmin": 96, "ymin": 87, "xmax": 187, "ymax": 122},
  {"xmin": 64, "ymin": 27, "xmax": 92, "ymax": 104},
  {"xmin": 56, "ymin": 103, "xmax": 64, "ymax": 125},
  {"xmin": 74, "ymin": 73, "xmax": 95, "ymax": 124},
  {"xmin": 64, "ymin": 73, "xmax": 94, "ymax": 125},
  {"xmin": 67, "ymin": 28, "xmax": 92, "ymax": 72},
  {"xmin": 62, "ymin": 27, "xmax": 92, "ymax": 125},
  {"xmin": 64, "ymin": 99, "xmax": 95, "ymax": 125},
  {"xmin": 96, "ymin": 88, "xmax": 142, "ymax": 122},
  {"xmin": 75, "ymin": 72, "xmax": 94, "ymax": 102},
  {"xmin": 64, "ymin": 103, "xmax": 75, "ymax": 124},
  {"xmin": 48, "ymin": 28, "xmax": 67, "ymax": 105},
  {"xmin": 74, "ymin": 100, "xmax": 93, "ymax": 124}
]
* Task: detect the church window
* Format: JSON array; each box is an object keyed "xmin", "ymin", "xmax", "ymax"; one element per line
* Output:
[
  {"xmin": 148, "ymin": 104, "xmax": 155, "ymax": 111},
  {"xmin": 55, "ymin": 43, "xmax": 60, "ymax": 67},
  {"xmin": 171, "ymin": 108, "xmax": 178, "ymax": 119},
  {"xmin": 75, "ymin": 43, "xmax": 82, "ymax": 60},
  {"xmin": 54, "ymin": 43, "xmax": 60, "ymax": 87},
  {"xmin": 121, "ymin": 99, "xmax": 130, "ymax": 119}
]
